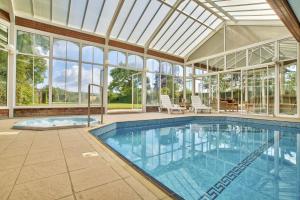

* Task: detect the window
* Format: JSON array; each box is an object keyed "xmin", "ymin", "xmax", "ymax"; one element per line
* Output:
[
  {"xmin": 0, "ymin": 24, "xmax": 8, "ymax": 106},
  {"xmin": 173, "ymin": 65, "xmax": 183, "ymax": 77},
  {"xmin": 161, "ymin": 62, "xmax": 172, "ymax": 75},
  {"xmin": 195, "ymin": 61, "xmax": 207, "ymax": 75},
  {"xmin": 52, "ymin": 39, "xmax": 79, "ymax": 104},
  {"xmin": 279, "ymin": 38, "xmax": 297, "ymax": 61},
  {"xmin": 146, "ymin": 72, "xmax": 160, "ymax": 105},
  {"xmin": 109, "ymin": 50, "xmax": 126, "ymax": 66},
  {"xmin": 208, "ymin": 56, "xmax": 224, "ymax": 72},
  {"xmin": 146, "ymin": 58, "xmax": 159, "ymax": 72},
  {"xmin": 0, "ymin": 50, "xmax": 8, "ymax": 106},
  {"xmin": 279, "ymin": 61, "xmax": 297, "ymax": 115},
  {"xmin": 16, "ymin": 31, "xmax": 50, "ymax": 106},
  {"xmin": 81, "ymin": 45, "xmax": 104, "ymax": 104},
  {"xmin": 248, "ymin": 43, "xmax": 274, "ymax": 66},
  {"xmin": 226, "ymin": 50, "xmax": 246, "ymax": 69},
  {"xmin": 185, "ymin": 65, "xmax": 193, "ymax": 77},
  {"xmin": 128, "ymin": 54, "xmax": 143, "ymax": 70},
  {"xmin": 0, "ymin": 23, "xmax": 8, "ymax": 49}
]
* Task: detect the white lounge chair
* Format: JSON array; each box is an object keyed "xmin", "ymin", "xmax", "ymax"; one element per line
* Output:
[
  {"xmin": 191, "ymin": 96, "xmax": 211, "ymax": 114},
  {"xmin": 159, "ymin": 95, "xmax": 185, "ymax": 114}
]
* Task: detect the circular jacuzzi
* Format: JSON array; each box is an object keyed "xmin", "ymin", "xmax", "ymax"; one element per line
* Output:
[{"xmin": 13, "ymin": 116, "xmax": 99, "ymax": 130}]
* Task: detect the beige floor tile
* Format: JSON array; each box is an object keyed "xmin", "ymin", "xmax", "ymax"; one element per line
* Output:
[
  {"xmin": 58, "ymin": 195, "xmax": 75, "ymax": 200},
  {"xmin": 9, "ymin": 173, "xmax": 72, "ymax": 200},
  {"xmin": 17, "ymin": 159, "xmax": 67, "ymax": 184},
  {"xmin": 66, "ymin": 156, "xmax": 107, "ymax": 171},
  {"xmin": 0, "ymin": 155, "xmax": 26, "ymax": 170},
  {"xmin": 24, "ymin": 150, "xmax": 64, "ymax": 166},
  {"xmin": 70, "ymin": 166, "xmax": 121, "ymax": 192},
  {"xmin": 0, "ymin": 147, "xmax": 29, "ymax": 158},
  {"xmin": 0, "ymin": 168, "xmax": 20, "ymax": 187},
  {"xmin": 110, "ymin": 162, "xmax": 131, "ymax": 178},
  {"xmin": 124, "ymin": 176, "xmax": 158, "ymax": 200},
  {"xmin": 0, "ymin": 185, "xmax": 13, "ymax": 200},
  {"xmin": 63, "ymin": 146, "xmax": 95, "ymax": 159},
  {"xmin": 75, "ymin": 179, "xmax": 141, "ymax": 200}
]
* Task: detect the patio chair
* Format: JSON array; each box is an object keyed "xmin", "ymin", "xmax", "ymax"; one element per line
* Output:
[
  {"xmin": 159, "ymin": 95, "xmax": 185, "ymax": 114},
  {"xmin": 191, "ymin": 96, "xmax": 211, "ymax": 114}
]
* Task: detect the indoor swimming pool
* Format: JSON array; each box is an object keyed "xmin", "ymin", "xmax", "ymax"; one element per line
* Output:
[{"xmin": 91, "ymin": 117, "xmax": 300, "ymax": 200}]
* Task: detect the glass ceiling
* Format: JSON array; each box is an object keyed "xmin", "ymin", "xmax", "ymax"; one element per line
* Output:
[{"xmin": 9, "ymin": 0, "xmax": 280, "ymax": 57}]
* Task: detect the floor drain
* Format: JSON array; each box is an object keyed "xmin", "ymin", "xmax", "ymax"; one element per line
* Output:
[{"xmin": 82, "ymin": 151, "xmax": 99, "ymax": 157}]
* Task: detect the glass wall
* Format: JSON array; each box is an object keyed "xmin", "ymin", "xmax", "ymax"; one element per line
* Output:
[
  {"xmin": 146, "ymin": 59, "xmax": 160, "ymax": 105},
  {"xmin": 108, "ymin": 50, "xmax": 143, "ymax": 110},
  {"xmin": 160, "ymin": 61, "xmax": 173, "ymax": 101},
  {"xmin": 279, "ymin": 61, "xmax": 297, "ymax": 115},
  {"xmin": 52, "ymin": 39, "xmax": 79, "ymax": 104},
  {"xmin": 185, "ymin": 65, "xmax": 193, "ymax": 104},
  {"xmin": 0, "ymin": 23, "xmax": 8, "ymax": 106},
  {"xmin": 16, "ymin": 31, "xmax": 50, "ymax": 105},
  {"xmin": 173, "ymin": 65, "xmax": 183, "ymax": 104},
  {"xmin": 242, "ymin": 67, "xmax": 275, "ymax": 115},
  {"xmin": 81, "ymin": 45, "xmax": 103, "ymax": 104}
]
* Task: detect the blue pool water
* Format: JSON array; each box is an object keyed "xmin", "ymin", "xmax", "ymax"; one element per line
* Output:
[{"xmin": 91, "ymin": 117, "xmax": 300, "ymax": 200}]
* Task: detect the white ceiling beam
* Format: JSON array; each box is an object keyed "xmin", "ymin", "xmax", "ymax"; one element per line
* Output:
[
  {"xmin": 205, "ymin": 0, "xmax": 236, "ymax": 22},
  {"xmin": 106, "ymin": 0, "xmax": 125, "ymax": 40},
  {"xmin": 145, "ymin": 0, "xmax": 184, "ymax": 50},
  {"xmin": 184, "ymin": 22, "xmax": 225, "ymax": 60}
]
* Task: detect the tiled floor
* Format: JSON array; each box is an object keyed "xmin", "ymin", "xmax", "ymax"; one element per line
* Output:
[{"xmin": 0, "ymin": 112, "xmax": 299, "ymax": 200}]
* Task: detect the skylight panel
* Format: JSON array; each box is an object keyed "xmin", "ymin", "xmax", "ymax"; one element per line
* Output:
[
  {"xmin": 14, "ymin": 0, "xmax": 32, "ymax": 16},
  {"xmin": 190, "ymin": 6, "xmax": 205, "ymax": 19},
  {"xmin": 149, "ymin": 11, "xmax": 179, "ymax": 48},
  {"xmin": 198, "ymin": 10, "xmax": 211, "ymax": 22},
  {"xmin": 229, "ymin": 10, "xmax": 276, "ymax": 16},
  {"xmin": 68, "ymin": 0, "xmax": 87, "ymax": 29},
  {"xmin": 118, "ymin": 0, "xmax": 150, "ymax": 41},
  {"xmin": 82, "ymin": 0, "xmax": 104, "ymax": 32},
  {"xmin": 215, "ymin": 0, "xmax": 266, "ymax": 7},
  {"xmin": 135, "ymin": 3, "xmax": 170, "ymax": 45},
  {"xmin": 34, "ymin": 0, "xmax": 51, "ymax": 20},
  {"xmin": 161, "ymin": 18, "xmax": 194, "ymax": 52},
  {"xmin": 127, "ymin": 0, "xmax": 161, "ymax": 43},
  {"xmin": 95, "ymin": 0, "xmax": 118, "ymax": 35},
  {"xmin": 154, "ymin": 14, "xmax": 187, "ymax": 50},
  {"xmin": 223, "ymin": 3, "xmax": 272, "ymax": 11},
  {"xmin": 110, "ymin": 0, "xmax": 136, "ymax": 38},
  {"xmin": 52, "ymin": 0, "xmax": 69, "ymax": 25},
  {"xmin": 181, "ymin": 1, "xmax": 198, "ymax": 14},
  {"xmin": 176, "ymin": 27, "xmax": 211, "ymax": 56},
  {"xmin": 180, "ymin": 29, "xmax": 212, "ymax": 56},
  {"xmin": 234, "ymin": 15, "xmax": 279, "ymax": 20}
]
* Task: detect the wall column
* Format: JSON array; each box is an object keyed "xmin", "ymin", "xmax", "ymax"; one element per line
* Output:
[
  {"xmin": 103, "ymin": 41, "xmax": 109, "ymax": 113},
  {"xmin": 142, "ymin": 51, "xmax": 147, "ymax": 112},
  {"xmin": 7, "ymin": 21, "xmax": 16, "ymax": 118}
]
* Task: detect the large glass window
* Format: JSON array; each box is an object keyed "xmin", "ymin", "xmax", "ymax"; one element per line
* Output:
[
  {"xmin": 0, "ymin": 24, "xmax": 8, "ymax": 106},
  {"xmin": 242, "ymin": 66, "xmax": 275, "ymax": 115},
  {"xmin": 195, "ymin": 61, "xmax": 207, "ymax": 75},
  {"xmin": 128, "ymin": 54, "xmax": 143, "ymax": 70},
  {"xmin": 208, "ymin": 56, "xmax": 224, "ymax": 72},
  {"xmin": 109, "ymin": 50, "xmax": 126, "ymax": 66},
  {"xmin": 279, "ymin": 38, "xmax": 297, "ymax": 61},
  {"xmin": 279, "ymin": 60, "xmax": 297, "ymax": 115},
  {"xmin": 248, "ymin": 43, "xmax": 274, "ymax": 66},
  {"xmin": 146, "ymin": 58, "xmax": 160, "ymax": 73},
  {"xmin": 226, "ymin": 50, "xmax": 246, "ymax": 69},
  {"xmin": 81, "ymin": 45, "xmax": 103, "ymax": 104},
  {"xmin": 146, "ymin": 72, "xmax": 160, "ymax": 105},
  {"xmin": 0, "ymin": 50, "xmax": 8, "ymax": 106},
  {"xmin": 52, "ymin": 39, "xmax": 79, "ymax": 104},
  {"xmin": 161, "ymin": 62, "xmax": 172, "ymax": 75},
  {"xmin": 16, "ymin": 31, "xmax": 50, "ymax": 106}
]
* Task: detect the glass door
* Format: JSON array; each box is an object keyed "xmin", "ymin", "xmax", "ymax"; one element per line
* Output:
[{"xmin": 132, "ymin": 72, "xmax": 142, "ymax": 110}]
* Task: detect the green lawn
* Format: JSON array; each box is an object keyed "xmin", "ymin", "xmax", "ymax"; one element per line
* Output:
[{"xmin": 108, "ymin": 103, "xmax": 142, "ymax": 109}]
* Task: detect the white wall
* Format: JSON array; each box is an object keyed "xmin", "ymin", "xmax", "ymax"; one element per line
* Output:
[{"xmin": 188, "ymin": 25, "xmax": 291, "ymax": 61}]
